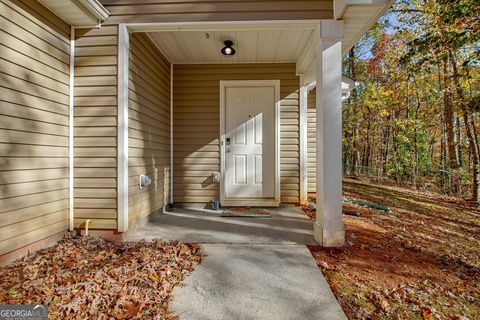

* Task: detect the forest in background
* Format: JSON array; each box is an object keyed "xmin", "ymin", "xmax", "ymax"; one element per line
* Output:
[{"xmin": 342, "ymin": 0, "xmax": 479, "ymax": 199}]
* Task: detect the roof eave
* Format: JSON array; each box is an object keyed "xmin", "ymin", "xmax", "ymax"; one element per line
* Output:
[
  {"xmin": 77, "ymin": 0, "xmax": 110, "ymax": 22},
  {"xmin": 339, "ymin": 0, "xmax": 396, "ymax": 54},
  {"xmin": 37, "ymin": 0, "xmax": 110, "ymax": 28}
]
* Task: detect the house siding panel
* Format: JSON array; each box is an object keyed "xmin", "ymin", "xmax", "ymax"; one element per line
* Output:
[
  {"xmin": 0, "ymin": 0, "xmax": 70, "ymax": 257},
  {"xmin": 74, "ymin": 26, "xmax": 118, "ymax": 229},
  {"xmin": 99, "ymin": 0, "xmax": 333, "ymax": 24},
  {"xmin": 0, "ymin": 0, "xmax": 331, "ymax": 241},
  {"xmin": 173, "ymin": 63, "xmax": 300, "ymax": 204},
  {"xmin": 128, "ymin": 33, "xmax": 171, "ymax": 225}
]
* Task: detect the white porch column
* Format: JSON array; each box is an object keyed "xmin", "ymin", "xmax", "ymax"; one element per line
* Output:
[
  {"xmin": 299, "ymin": 75, "xmax": 308, "ymax": 206},
  {"xmin": 299, "ymin": 76, "xmax": 316, "ymax": 206},
  {"xmin": 314, "ymin": 20, "xmax": 345, "ymax": 247}
]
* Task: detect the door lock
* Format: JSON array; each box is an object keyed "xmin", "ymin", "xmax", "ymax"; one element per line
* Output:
[{"xmin": 226, "ymin": 137, "xmax": 231, "ymax": 145}]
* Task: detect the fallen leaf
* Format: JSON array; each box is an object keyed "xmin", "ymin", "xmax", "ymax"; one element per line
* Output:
[
  {"xmin": 421, "ymin": 307, "xmax": 433, "ymax": 320},
  {"xmin": 0, "ymin": 235, "xmax": 203, "ymax": 320}
]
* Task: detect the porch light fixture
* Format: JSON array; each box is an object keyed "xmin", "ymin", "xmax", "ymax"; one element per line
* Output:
[{"xmin": 221, "ymin": 40, "xmax": 236, "ymax": 57}]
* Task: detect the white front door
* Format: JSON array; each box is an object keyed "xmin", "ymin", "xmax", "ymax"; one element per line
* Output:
[{"xmin": 220, "ymin": 81, "xmax": 280, "ymax": 206}]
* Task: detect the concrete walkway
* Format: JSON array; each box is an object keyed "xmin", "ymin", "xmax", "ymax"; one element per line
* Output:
[{"xmin": 126, "ymin": 206, "xmax": 347, "ymax": 320}]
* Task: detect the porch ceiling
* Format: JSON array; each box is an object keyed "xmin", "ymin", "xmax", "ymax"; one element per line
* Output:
[
  {"xmin": 139, "ymin": 0, "xmax": 394, "ymax": 72},
  {"xmin": 147, "ymin": 29, "xmax": 315, "ymax": 64}
]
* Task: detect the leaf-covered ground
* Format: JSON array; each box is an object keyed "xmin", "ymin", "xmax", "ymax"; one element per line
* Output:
[
  {"xmin": 0, "ymin": 235, "xmax": 203, "ymax": 319},
  {"xmin": 305, "ymin": 178, "xmax": 480, "ymax": 320}
]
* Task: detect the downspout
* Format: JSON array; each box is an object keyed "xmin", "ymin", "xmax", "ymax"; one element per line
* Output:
[
  {"xmin": 69, "ymin": 25, "xmax": 75, "ymax": 231},
  {"xmin": 170, "ymin": 63, "xmax": 174, "ymax": 205}
]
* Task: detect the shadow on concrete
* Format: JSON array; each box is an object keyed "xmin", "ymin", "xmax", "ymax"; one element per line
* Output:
[{"xmin": 126, "ymin": 206, "xmax": 316, "ymax": 245}]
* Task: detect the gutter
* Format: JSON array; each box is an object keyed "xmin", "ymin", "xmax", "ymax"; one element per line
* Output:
[
  {"xmin": 338, "ymin": 0, "xmax": 396, "ymax": 53},
  {"xmin": 38, "ymin": 0, "xmax": 109, "ymax": 28},
  {"xmin": 335, "ymin": 0, "xmax": 390, "ymax": 20},
  {"xmin": 76, "ymin": 0, "xmax": 110, "ymax": 22}
]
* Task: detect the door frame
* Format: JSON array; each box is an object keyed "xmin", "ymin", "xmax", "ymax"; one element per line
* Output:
[{"xmin": 219, "ymin": 80, "xmax": 281, "ymax": 207}]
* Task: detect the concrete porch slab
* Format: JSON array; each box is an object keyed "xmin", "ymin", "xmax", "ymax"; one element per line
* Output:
[
  {"xmin": 125, "ymin": 206, "xmax": 346, "ymax": 319},
  {"xmin": 172, "ymin": 244, "xmax": 347, "ymax": 320},
  {"xmin": 125, "ymin": 206, "xmax": 316, "ymax": 245}
]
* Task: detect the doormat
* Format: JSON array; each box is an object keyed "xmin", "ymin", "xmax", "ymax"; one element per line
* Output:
[{"xmin": 221, "ymin": 207, "xmax": 272, "ymax": 218}]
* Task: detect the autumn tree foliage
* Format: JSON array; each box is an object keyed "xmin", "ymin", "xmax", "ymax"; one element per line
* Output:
[{"xmin": 343, "ymin": 0, "xmax": 480, "ymax": 200}]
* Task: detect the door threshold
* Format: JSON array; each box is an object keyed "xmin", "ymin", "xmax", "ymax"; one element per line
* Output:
[{"xmin": 221, "ymin": 199, "xmax": 280, "ymax": 207}]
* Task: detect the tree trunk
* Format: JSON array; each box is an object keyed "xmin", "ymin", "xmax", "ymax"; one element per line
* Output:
[
  {"xmin": 349, "ymin": 46, "xmax": 359, "ymax": 176},
  {"xmin": 464, "ymin": 113, "xmax": 480, "ymax": 201},
  {"xmin": 412, "ymin": 110, "xmax": 417, "ymax": 188},
  {"xmin": 455, "ymin": 117, "xmax": 462, "ymax": 166},
  {"xmin": 412, "ymin": 77, "xmax": 422, "ymax": 189},
  {"xmin": 449, "ymin": 50, "xmax": 479, "ymax": 201},
  {"xmin": 441, "ymin": 122, "xmax": 448, "ymax": 192},
  {"xmin": 442, "ymin": 60, "xmax": 458, "ymax": 192}
]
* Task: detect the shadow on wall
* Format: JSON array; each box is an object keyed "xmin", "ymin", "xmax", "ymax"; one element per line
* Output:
[
  {"xmin": 0, "ymin": 49, "xmax": 69, "ymax": 249},
  {"xmin": 172, "ymin": 63, "xmax": 300, "ymax": 204},
  {"xmin": 127, "ymin": 32, "xmax": 172, "ymax": 224},
  {"xmin": 121, "ymin": 35, "xmax": 301, "ymax": 217},
  {"xmin": 0, "ymin": 68, "xmax": 69, "ymax": 200}
]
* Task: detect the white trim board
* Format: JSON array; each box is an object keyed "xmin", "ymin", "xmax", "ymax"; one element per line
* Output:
[
  {"xmin": 170, "ymin": 63, "xmax": 174, "ymax": 205},
  {"xmin": 299, "ymin": 79, "xmax": 316, "ymax": 205},
  {"xmin": 69, "ymin": 26, "xmax": 75, "ymax": 231},
  {"xmin": 219, "ymin": 80, "xmax": 281, "ymax": 207},
  {"xmin": 126, "ymin": 21, "xmax": 319, "ymax": 33},
  {"xmin": 117, "ymin": 24, "xmax": 129, "ymax": 232}
]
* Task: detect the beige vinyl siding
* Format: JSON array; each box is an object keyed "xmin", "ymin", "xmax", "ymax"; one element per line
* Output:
[
  {"xmin": 128, "ymin": 33, "xmax": 171, "ymax": 225},
  {"xmin": 100, "ymin": 0, "xmax": 333, "ymax": 24},
  {"xmin": 74, "ymin": 25, "xmax": 118, "ymax": 229},
  {"xmin": 0, "ymin": 0, "xmax": 70, "ymax": 256},
  {"xmin": 173, "ymin": 63, "xmax": 300, "ymax": 204},
  {"xmin": 307, "ymin": 88, "xmax": 317, "ymax": 193}
]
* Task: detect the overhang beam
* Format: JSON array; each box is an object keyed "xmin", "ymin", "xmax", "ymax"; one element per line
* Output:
[{"xmin": 126, "ymin": 21, "xmax": 318, "ymax": 33}]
